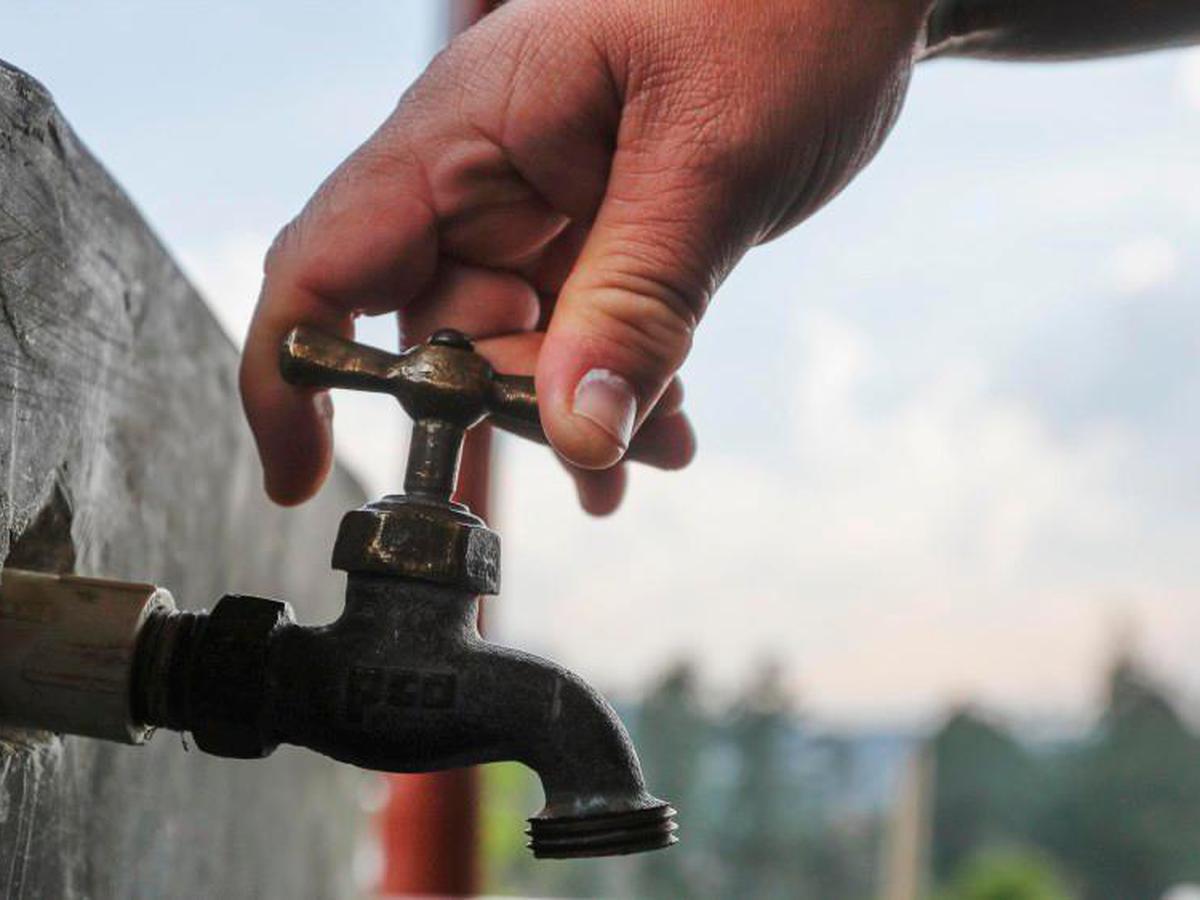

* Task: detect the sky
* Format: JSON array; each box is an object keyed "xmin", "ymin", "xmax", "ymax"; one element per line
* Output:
[{"xmin": 7, "ymin": 3, "xmax": 1200, "ymax": 726}]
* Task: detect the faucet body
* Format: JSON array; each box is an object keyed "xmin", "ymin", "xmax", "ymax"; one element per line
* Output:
[
  {"xmin": 280, "ymin": 576, "xmax": 652, "ymax": 817},
  {"xmin": 135, "ymin": 571, "xmax": 675, "ymax": 857}
]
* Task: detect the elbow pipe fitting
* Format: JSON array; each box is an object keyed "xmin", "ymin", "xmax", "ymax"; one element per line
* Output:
[{"xmin": 133, "ymin": 574, "xmax": 676, "ymax": 858}]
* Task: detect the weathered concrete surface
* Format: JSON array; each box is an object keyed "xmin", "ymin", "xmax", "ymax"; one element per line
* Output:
[{"xmin": 0, "ymin": 60, "xmax": 368, "ymax": 898}]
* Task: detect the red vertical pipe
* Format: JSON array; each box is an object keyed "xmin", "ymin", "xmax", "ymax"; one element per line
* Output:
[
  {"xmin": 378, "ymin": 7, "xmax": 502, "ymax": 895},
  {"xmin": 379, "ymin": 429, "xmax": 491, "ymax": 897}
]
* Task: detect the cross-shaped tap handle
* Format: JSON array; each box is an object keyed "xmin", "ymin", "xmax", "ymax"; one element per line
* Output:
[{"xmin": 280, "ymin": 326, "xmax": 544, "ymax": 501}]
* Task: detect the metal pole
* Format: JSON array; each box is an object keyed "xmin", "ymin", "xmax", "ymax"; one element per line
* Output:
[
  {"xmin": 378, "ymin": 8, "xmax": 502, "ymax": 894},
  {"xmin": 379, "ymin": 432, "xmax": 491, "ymax": 896}
]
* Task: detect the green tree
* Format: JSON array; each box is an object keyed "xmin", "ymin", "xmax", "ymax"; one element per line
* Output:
[
  {"xmin": 931, "ymin": 708, "xmax": 1042, "ymax": 880},
  {"xmin": 937, "ymin": 848, "xmax": 1074, "ymax": 900},
  {"xmin": 721, "ymin": 661, "xmax": 804, "ymax": 899},
  {"xmin": 1036, "ymin": 657, "xmax": 1200, "ymax": 900},
  {"xmin": 633, "ymin": 661, "xmax": 712, "ymax": 898}
]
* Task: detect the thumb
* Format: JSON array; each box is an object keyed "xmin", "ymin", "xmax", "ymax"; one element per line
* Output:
[{"xmin": 537, "ymin": 150, "xmax": 747, "ymax": 470}]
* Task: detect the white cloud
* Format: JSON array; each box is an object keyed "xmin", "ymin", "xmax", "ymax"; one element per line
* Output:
[
  {"xmin": 495, "ymin": 310, "xmax": 1148, "ymax": 723},
  {"xmin": 1108, "ymin": 235, "xmax": 1179, "ymax": 295},
  {"xmin": 1178, "ymin": 47, "xmax": 1200, "ymax": 112}
]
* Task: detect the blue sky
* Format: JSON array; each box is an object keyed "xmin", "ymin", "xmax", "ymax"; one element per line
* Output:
[{"xmin": 8, "ymin": 3, "xmax": 1200, "ymax": 725}]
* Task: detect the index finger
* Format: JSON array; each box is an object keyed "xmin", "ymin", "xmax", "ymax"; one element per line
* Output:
[{"xmin": 239, "ymin": 146, "xmax": 439, "ymax": 505}]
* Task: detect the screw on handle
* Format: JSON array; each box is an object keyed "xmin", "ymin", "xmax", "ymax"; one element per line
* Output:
[{"xmin": 280, "ymin": 326, "xmax": 545, "ymax": 501}]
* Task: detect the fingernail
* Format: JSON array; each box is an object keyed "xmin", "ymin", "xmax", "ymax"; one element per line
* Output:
[
  {"xmin": 572, "ymin": 369, "xmax": 636, "ymax": 449},
  {"xmin": 313, "ymin": 389, "xmax": 334, "ymax": 424}
]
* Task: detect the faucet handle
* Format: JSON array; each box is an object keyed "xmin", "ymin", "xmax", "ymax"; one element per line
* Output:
[
  {"xmin": 281, "ymin": 326, "xmax": 543, "ymax": 436},
  {"xmin": 280, "ymin": 325, "xmax": 545, "ymax": 500},
  {"xmin": 279, "ymin": 325, "xmax": 406, "ymax": 395}
]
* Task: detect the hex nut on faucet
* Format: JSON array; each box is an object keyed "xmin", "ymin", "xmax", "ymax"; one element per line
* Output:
[
  {"xmin": 332, "ymin": 498, "xmax": 500, "ymax": 594},
  {"xmin": 135, "ymin": 595, "xmax": 296, "ymax": 759}
]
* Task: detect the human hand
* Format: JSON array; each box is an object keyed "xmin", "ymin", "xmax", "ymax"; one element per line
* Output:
[{"xmin": 240, "ymin": 0, "xmax": 930, "ymax": 514}]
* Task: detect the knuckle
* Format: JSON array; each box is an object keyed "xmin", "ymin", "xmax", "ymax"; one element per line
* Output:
[
  {"xmin": 263, "ymin": 218, "xmax": 301, "ymax": 279},
  {"xmin": 580, "ymin": 265, "xmax": 699, "ymax": 388},
  {"xmin": 606, "ymin": 227, "xmax": 710, "ymax": 320},
  {"xmin": 596, "ymin": 200, "xmax": 727, "ymax": 307},
  {"xmin": 431, "ymin": 2, "xmax": 585, "ymax": 112}
]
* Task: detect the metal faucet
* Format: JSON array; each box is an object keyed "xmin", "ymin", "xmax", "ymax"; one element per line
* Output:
[{"xmin": 130, "ymin": 326, "xmax": 677, "ymax": 858}]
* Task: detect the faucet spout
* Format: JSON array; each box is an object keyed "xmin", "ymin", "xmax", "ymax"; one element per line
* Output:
[
  {"xmin": 135, "ymin": 575, "xmax": 676, "ymax": 858},
  {"xmin": 495, "ymin": 645, "xmax": 680, "ymax": 857}
]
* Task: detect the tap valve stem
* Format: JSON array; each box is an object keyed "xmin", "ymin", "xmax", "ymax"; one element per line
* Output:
[{"xmin": 279, "ymin": 326, "xmax": 550, "ymax": 593}]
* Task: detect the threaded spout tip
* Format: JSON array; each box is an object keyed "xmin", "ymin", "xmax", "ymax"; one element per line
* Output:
[{"xmin": 526, "ymin": 802, "xmax": 678, "ymax": 859}]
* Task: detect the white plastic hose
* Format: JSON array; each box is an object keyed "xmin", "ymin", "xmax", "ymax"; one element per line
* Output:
[{"xmin": 0, "ymin": 568, "xmax": 175, "ymax": 743}]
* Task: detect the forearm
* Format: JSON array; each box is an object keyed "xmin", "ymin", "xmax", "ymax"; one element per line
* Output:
[{"xmin": 922, "ymin": 0, "xmax": 1200, "ymax": 60}]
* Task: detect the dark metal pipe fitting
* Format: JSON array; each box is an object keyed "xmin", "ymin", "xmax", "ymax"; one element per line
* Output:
[{"xmin": 133, "ymin": 575, "xmax": 676, "ymax": 858}]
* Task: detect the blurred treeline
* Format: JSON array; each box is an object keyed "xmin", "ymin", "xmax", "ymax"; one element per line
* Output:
[
  {"xmin": 932, "ymin": 654, "xmax": 1200, "ymax": 900},
  {"xmin": 482, "ymin": 651, "xmax": 1200, "ymax": 899},
  {"xmin": 482, "ymin": 661, "xmax": 898, "ymax": 898}
]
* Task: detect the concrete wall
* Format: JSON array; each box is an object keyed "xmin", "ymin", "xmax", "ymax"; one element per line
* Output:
[{"xmin": 0, "ymin": 60, "xmax": 368, "ymax": 898}]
